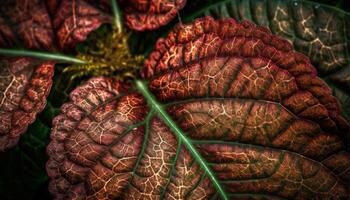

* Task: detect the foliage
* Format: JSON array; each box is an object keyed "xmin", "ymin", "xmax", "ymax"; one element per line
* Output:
[{"xmin": 0, "ymin": 0, "xmax": 349, "ymax": 199}]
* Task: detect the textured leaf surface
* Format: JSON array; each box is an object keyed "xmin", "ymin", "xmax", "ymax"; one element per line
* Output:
[
  {"xmin": 121, "ymin": 0, "xmax": 187, "ymax": 31},
  {"xmin": 49, "ymin": 0, "xmax": 112, "ymax": 52},
  {"xmin": 0, "ymin": 66, "xmax": 85, "ymax": 199},
  {"xmin": 185, "ymin": 0, "xmax": 350, "ymax": 121},
  {"xmin": 0, "ymin": 0, "xmax": 112, "ymax": 150},
  {"xmin": 0, "ymin": 58, "xmax": 54, "ymax": 151},
  {"xmin": 0, "ymin": 0, "xmax": 55, "ymax": 50},
  {"xmin": 0, "ymin": 0, "xmax": 112, "ymax": 52},
  {"xmin": 47, "ymin": 17, "xmax": 350, "ymax": 199}
]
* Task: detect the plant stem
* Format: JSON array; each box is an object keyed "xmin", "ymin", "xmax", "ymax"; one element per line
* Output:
[
  {"xmin": 111, "ymin": 0, "xmax": 123, "ymax": 33},
  {"xmin": 135, "ymin": 80, "xmax": 229, "ymax": 200},
  {"xmin": 0, "ymin": 48, "xmax": 86, "ymax": 64}
]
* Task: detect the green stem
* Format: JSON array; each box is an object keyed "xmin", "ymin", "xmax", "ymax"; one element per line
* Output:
[
  {"xmin": 111, "ymin": 0, "xmax": 123, "ymax": 33},
  {"xmin": 135, "ymin": 80, "xmax": 229, "ymax": 200},
  {"xmin": 0, "ymin": 48, "xmax": 86, "ymax": 64}
]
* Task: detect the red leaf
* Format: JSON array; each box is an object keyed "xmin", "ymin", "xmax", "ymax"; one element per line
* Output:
[
  {"xmin": 143, "ymin": 17, "xmax": 350, "ymax": 142},
  {"xmin": 0, "ymin": 0, "xmax": 113, "ymax": 150},
  {"xmin": 122, "ymin": 0, "xmax": 187, "ymax": 31},
  {"xmin": 47, "ymin": 17, "xmax": 350, "ymax": 199},
  {"xmin": 50, "ymin": 0, "xmax": 112, "ymax": 52},
  {"xmin": 0, "ymin": 0, "xmax": 55, "ymax": 50},
  {"xmin": 0, "ymin": 0, "xmax": 112, "ymax": 52},
  {"xmin": 0, "ymin": 58, "xmax": 54, "ymax": 151}
]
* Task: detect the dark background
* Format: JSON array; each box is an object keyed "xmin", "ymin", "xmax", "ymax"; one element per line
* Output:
[{"xmin": 0, "ymin": 0, "xmax": 348, "ymax": 199}]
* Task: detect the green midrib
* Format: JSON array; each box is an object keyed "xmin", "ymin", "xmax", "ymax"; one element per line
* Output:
[
  {"xmin": 0, "ymin": 48, "xmax": 86, "ymax": 64},
  {"xmin": 135, "ymin": 80, "xmax": 229, "ymax": 200},
  {"xmin": 0, "ymin": 40, "xmax": 229, "ymax": 200}
]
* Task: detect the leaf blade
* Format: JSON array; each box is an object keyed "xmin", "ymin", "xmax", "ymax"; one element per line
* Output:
[
  {"xmin": 47, "ymin": 17, "xmax": 350, "ymax": 199},
  {"xmin": 136, "ymin": 80, "xmax": 229, "ymax": 200},
  {"xmin": 182, "ymin": 0, "xmax": 350, "ymax": 121}
]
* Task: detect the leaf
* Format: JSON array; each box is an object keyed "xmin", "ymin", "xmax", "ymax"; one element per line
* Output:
[
  {"xmin": 182, "ymin": 0, "xmax": 350, "ymax": 122},
  {"xmin": 0, "ymin": 58, "xmax": 54, "ymax": 151},
  {"xmin": 0, "ymin": 0, "xmax": 112, "ymax": 52},
  {"xmin": 47, "ymin": 17, "xmax": 350, "ymax": 199},
  {"xmin": 0, "ymin": 65, "xmax": 85, "ymax": 199},
  {"xmin": 0, "ymin": 63, "xmax": 89, "ymax": 199},
  {"xmin": 50, "ymin": 0, "xmax": 112, "ymax": 52},
  {"xmin": 0, "ymin": 0, "xmax": 113, "ymax": 150},
  {"xmin": 121, "ymin": 0, "xmax": 187, "ymax": 31},
  {"xmin": 0, "ymin": 0, "xmax": 56, "ymax": 50},
  {"xmin": 0, "ymin": 63, "xmax": 88, "ymax": 198}
]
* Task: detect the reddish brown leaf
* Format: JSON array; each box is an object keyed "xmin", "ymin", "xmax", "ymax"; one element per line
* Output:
[
  {"xmin": 47, "ymin": 17, "xmax": 350, "ymax": 199},
  {"xmin": 0, "ymin": 0, "xmax": 114, "ymax": 150},
  {"xmin": 0, "ymin": 0, "xmax": 56, "ymax": 151},
  {"xmin": 143, "ymin": 17, "xmax": 350, "ymax": 143},
  {"xmin": 0, "ymin": 17, "xmax": 16, "ymax": 48},
  {"xmin": 122, "ymin": 0, "xmax": 186, "ymax": 31},
  {"xmin": 0, "ymin": 58, "xmax": 54, "ymax": 151},
  {"xmin": 0, "ymin": 0, "xmax": 112, "ymax": 52},
  {"xmin": 50, "ymin": 0, "xmax": 112, "ymax": 52},
  {"xmin": 0, "ymin": 0, "xmax": 55, "ymax": 50}
]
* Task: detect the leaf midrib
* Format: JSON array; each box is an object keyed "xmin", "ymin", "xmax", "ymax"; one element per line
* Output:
[{"xmin": 135, "ymin": 80, "xmax": 229, "ymax": 200}]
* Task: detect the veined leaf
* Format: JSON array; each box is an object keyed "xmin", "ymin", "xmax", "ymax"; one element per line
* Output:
[
  {"xmin": 0, "ymin": 58, "xmax": 54, "ymax": 151},
  {"xmin": 49, "ymin": 0, "xmax": 112, "ymax": 52},
  {"xmin": 47, "ymin": 17, "xmax": 350, "ymax": 199},
  {"xmin": 0, "ymin": 0, "xmax": 113, "ymax": 151},
  {"xmin": 0, "ymin": 0, "xmax": 112, "ymax": 52},
  {"xmin": 121, "ymin": 0, "xmax": 187, "ymax": 31},
  {"xmin": 0, "ymin": 65, "xmax": 90, "ymax": 199},
  {"xmin": 0, "ymin": 0, "xmax": 55, "ymax": 51},
  {"xmin": 182, "ymin": 0, "xmax": 350, "ymax": 122}
]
